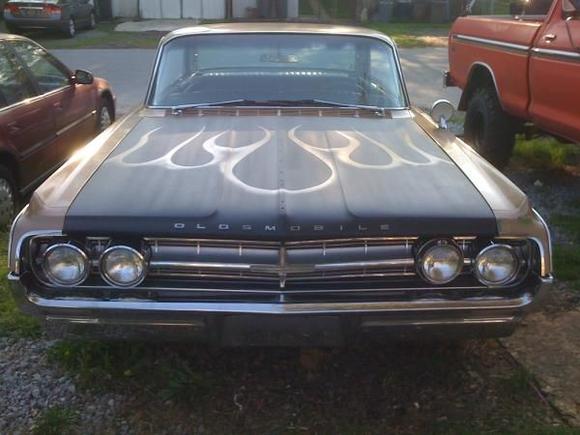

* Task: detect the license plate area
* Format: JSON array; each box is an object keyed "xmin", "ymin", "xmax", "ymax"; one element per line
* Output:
[
  {"xmin": 221, "ymin": 315, "xmax": 343, "ymax": 346},
  {"xmin": 21, "ymin": 8, "xmax": 45, "ymax": 17}
]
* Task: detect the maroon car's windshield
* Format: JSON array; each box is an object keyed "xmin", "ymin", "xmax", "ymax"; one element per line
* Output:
[{"xmin": 149, "ymin": 33, "xmax": 407, "ymax": 109}]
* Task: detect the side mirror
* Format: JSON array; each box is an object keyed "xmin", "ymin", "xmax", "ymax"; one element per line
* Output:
[
  {"xmin": 430, "ymin": 99, "xmax": 455, "ymax": 129},
  {"xmin": 73, "ymin": 69, "xmax": 94, "ymax": 85}
]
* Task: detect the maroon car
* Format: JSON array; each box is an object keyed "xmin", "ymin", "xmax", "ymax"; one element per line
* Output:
[{"xmin": 0, "ymin": 33, "xmax": 114, "ymax": 227}]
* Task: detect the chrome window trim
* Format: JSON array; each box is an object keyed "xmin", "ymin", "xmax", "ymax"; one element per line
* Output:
[
  {"xmin": 0, "ymin": 84, "xmax": 73, "ymax": 115},
  {"xmin": 453, "ymin": 34, "xmax": 530, "ymax": 53},
  {"xmin": 144, "ymin": 30, "xmax": 411, "ymax": 110}
]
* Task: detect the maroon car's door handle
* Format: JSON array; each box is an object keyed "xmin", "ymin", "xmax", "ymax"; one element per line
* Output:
[
  {"xmin": 53, "ymin": 102, "xmax": 63, "ymax": 110},
  {"xmin": 543, "ymin": 34, "xmax": 557, "ymax": 42}
]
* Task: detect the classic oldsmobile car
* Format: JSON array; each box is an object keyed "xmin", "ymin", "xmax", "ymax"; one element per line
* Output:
[{"xmin": 8, "ymin": 24, "xmax": 553, "ymax": 345}]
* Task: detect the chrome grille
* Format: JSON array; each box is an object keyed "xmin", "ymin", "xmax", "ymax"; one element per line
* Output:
[{"xmin": 145, "ymin": 238, "xmax": 469, "ymax": 288}]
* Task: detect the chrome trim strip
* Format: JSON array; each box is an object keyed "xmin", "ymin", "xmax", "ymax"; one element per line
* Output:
[
  {"xmin": 453, "ymin": 34, "xmax": 529, "ymax": 53},
  {"xmin": 10, "ymin": 228, "xmax": 63, "ymax": 275},
  {"xmin": 25, "ymin": 292, "xmax": 535, "ymax": 315},
  {"xmin": 531, "ymin": 47, "xmax": 580, "ymax": 62},
  {"xmin": 8, "ymin": 205, "xmax": 29, "ymax": 275},
  {"xmin": 73, "ymin": 283, "xmax": 492, "ymax": 294},
  {"xmin": 361, "ymin": 316, "xmax": 516, "ymax": 327},
  {"xmin": 151, "ymin": 261, "xmax": 253, "ymax": 270},
  {"xmin": 56, "ymin": 110, "xmax": 96, "ymax": 136}
]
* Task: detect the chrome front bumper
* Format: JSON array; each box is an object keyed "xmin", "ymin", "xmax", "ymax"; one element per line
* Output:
[{"xmin": 9, "ymin": 273, "xmax": 553, "ymax": 345}]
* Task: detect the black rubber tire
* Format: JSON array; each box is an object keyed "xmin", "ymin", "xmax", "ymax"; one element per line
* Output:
[
  {"xmin": 63, "ymin": 17, "xmax": 76, "ymax": 38},
  {"xmin": 0, "ymin": 165, "xmax": 18, "ymax": 229},
  {"xmin": 464, "ymin": 87, "xmax": 516, "ymax": 169},
  {"xmin": 88, "ymin": 11, "xmax": 97, "ymax": 30},
  {"xmin": 96, "ymin": 96, "xmax": 115, "ymax": 132}
]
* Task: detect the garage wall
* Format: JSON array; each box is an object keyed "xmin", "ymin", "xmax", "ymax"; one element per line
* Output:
[
  {"xmin": 182, "ymin": 0, "xmax": 226, "ymax": 19},
  {"xmin": 233, "ymin": 0, "xmax": 257, "ymax": 17},
  {"xmin": 112, "ymin": 0, "xmax": 138, "ymax": 17},
  {"xmin": 112, "ymin": 0, "xmax": 296, "ymax": 19}
]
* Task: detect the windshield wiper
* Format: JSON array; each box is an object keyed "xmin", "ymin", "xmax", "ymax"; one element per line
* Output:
[
  {"xmin": 171, "ymin": 99, "xmax": 251, "ymax": 114},
  {"xmin": 170, "ymin": 98, "xmax": 386, "ymax": 114}
]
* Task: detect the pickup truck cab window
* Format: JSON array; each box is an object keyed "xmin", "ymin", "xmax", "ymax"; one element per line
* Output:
[{"xmin": 150, "ymin": 34, "xmax": 407, "ymax": 109}]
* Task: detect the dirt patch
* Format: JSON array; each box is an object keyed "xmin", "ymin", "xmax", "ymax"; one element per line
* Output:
[{"xmin": 502, "ymin": 309, "xmax": 580, "ymax": 426}]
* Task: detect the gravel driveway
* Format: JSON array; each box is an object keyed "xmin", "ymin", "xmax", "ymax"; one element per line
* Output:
[{"xmin": 51, "ymin": 48, "xmax": 461, "ymax": 114}]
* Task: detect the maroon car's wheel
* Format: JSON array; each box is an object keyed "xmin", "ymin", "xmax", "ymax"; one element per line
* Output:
[
  {"xmin": 0, "ymin": 166, "xmax": 17, "ymax": 228},
  {"xmin": 96, "ymin": 97, "xmax": 115, "ymax": 132}
]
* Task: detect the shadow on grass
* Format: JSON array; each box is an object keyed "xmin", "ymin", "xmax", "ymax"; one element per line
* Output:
[{"xmin": 46, "ymin": 339, "xmax": 567, "ymax": 433}]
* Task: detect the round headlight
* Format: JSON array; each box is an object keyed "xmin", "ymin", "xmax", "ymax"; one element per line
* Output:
[
  {"xmin": 418, "ymin": 240, "xmax": 463, "ymax": 285},
  {"xmin": 475, "ymin": 244, "xmax": 519, "ymax": 286},
  {"xmin": 42, "ymin": 244, "xmax": 89, "ymax": 287},
  {"xmin": 100, "ymin": 246, "xmax": 146, "ymax": 288}
]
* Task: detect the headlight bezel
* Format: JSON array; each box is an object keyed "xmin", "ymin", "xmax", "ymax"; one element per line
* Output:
[
  {"xmin": 474, "ymin": 244, "xmax": 521, "ymax": 287},
  {"xmin": 99, "ymin": 245, "xmax": 147, "ymax": 288},
  {"xmin": 41, "ymin": 243, "xmax": 90, "ymax": 287},
  {"xmin": 417, "ymin": 239, "xmax": 464, "ymax": 285}
]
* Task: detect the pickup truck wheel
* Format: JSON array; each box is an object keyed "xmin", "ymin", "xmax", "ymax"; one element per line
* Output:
[
  {"xmin": 464, "ymin": 87, "xmax": 516, "ymax": 169},
  {"xmin": 0, "ymin": 166, "xmax": 17, "ymax": 229}
]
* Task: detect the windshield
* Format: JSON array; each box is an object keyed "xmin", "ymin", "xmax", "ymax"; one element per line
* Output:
[{"xmin": 149, "ymin": 34, "xmax": 407, "ymax": 109}]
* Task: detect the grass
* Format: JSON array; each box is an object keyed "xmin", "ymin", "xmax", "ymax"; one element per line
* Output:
[
  {"xmin": 32, "ymin": 407, "xmax": 79, "ymax": 435},
  {"xmin": 0, "ymin": 21, "xmax": 164, "ymax": 49},
  {"xmin": 367, "ymin": 22, "xmax": 450, "ymax": 47},
  {"xmin": 0, "ymin": 232, "xmax": 40, "ymax": 337},
  {"xmin": 551, "ymin": 212, "xmax": 580, "ymax": 286},
  {"xmin": 513, "ymin": 136, "xmax": 580, "ymax": 171},
  {"xmin": 44, "ymin": 340, "xmax": 572, "ymax": 433}
]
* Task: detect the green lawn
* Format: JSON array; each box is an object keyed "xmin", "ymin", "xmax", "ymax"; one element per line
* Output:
[
  {"xmin": 513, "ymin": 136, "xmax": 580, "ymax": 171},
  {"xmin": 0, "ymin": 232, "xmax": 40, "ymax": 337},
  {"xmin": 0, "ymin": 17, "xmax": 452, "ymax": 50},
  {"xmin": 0, "ymin": 21, "xmax": 164, "ymax": 49}
]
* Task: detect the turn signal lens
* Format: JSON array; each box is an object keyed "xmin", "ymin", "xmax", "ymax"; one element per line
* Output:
[{"xmin": 418, "ymin": 240, "xmax": 463, "ymax": 285}]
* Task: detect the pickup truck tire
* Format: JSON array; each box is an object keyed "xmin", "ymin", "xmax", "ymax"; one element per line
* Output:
[{"xmin": 464, "ymin": 87, "xmax": 515, "ymax": 169}]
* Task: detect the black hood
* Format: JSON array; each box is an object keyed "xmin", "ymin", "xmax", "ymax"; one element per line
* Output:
[{"xmin": 64, "ymin": 114, "xmax": 497, "ymax": 239}]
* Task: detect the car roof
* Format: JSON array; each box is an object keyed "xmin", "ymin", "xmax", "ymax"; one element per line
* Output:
[
  {"xmin": 0, "ymin": 33, "xmax": 31, "ymax": 41},
  {"xmin": 162, "ymin": 22, "xmax": 396, "ymax": 47}
]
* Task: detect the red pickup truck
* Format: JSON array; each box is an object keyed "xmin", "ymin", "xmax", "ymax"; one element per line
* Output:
[{"xmin": 446, "ymin": 0, "xmax": 580, "ymax": 167}]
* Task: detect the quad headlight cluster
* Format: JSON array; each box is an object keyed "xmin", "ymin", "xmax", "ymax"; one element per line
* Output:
[
  {"xmin": 416, "ymin": 239, "xmax": 521, "ymax": 286},
  {"xmin": 38, "ymin": 238, "xmax": 522, "ymax": 289},
  {"xmin": 41, "ymin": 243, "xmax": 148, "ymax": 288}
]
